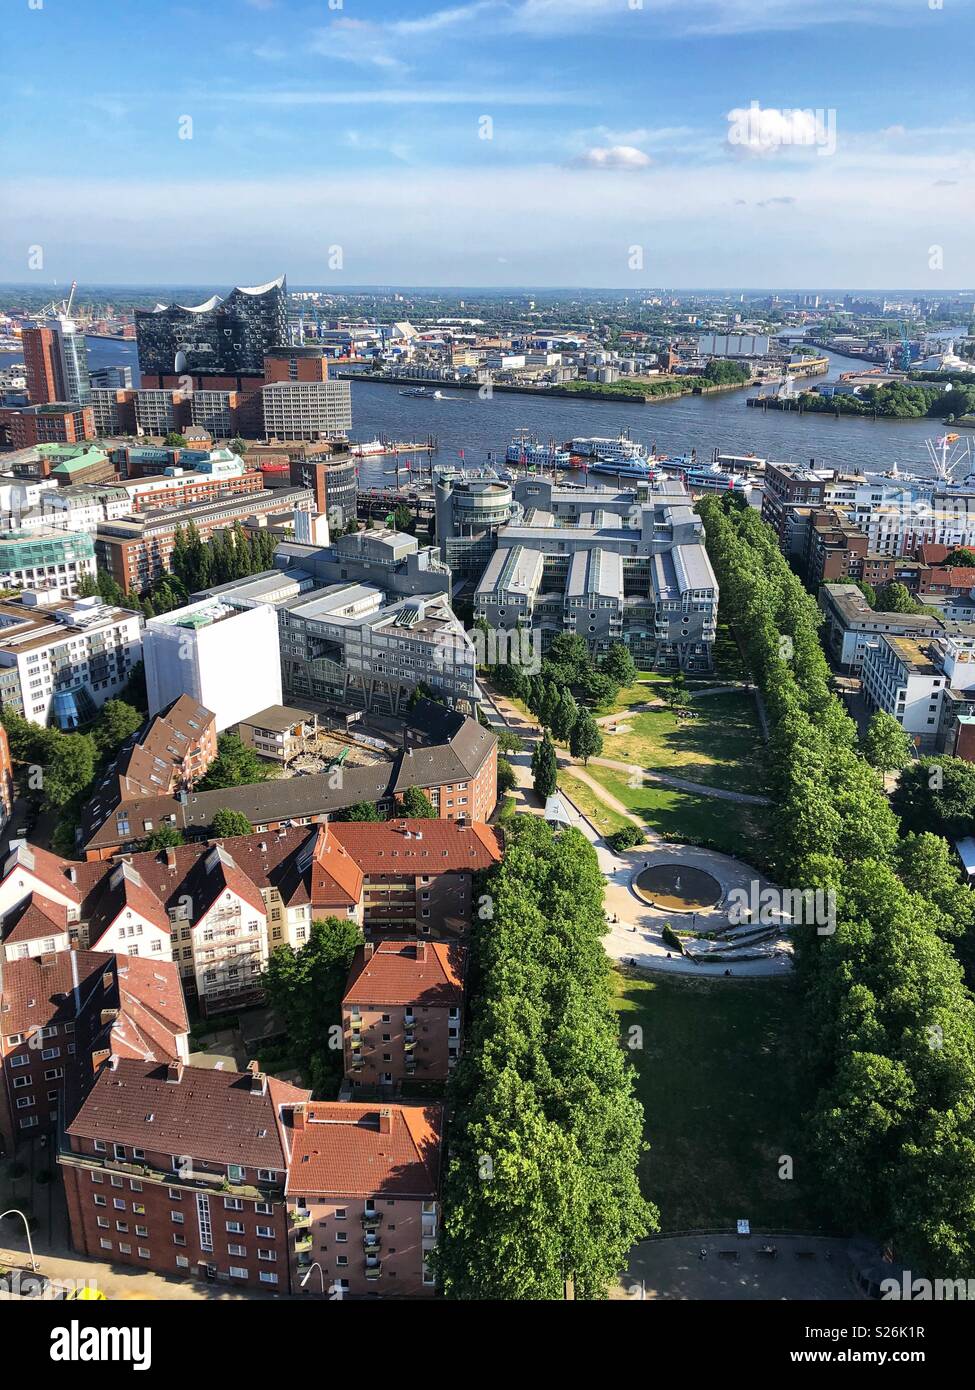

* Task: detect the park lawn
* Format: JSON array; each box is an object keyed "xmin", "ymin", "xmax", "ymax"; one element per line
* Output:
[
  {"xmin": 583, "ymin": 763, "xmax": 772, "ymax": 863},
  {"xmin": 557, "ymin": 769, "xmax": 634, "ymax": 838},
  {"xmin": 599, "ymin": 691, "xmax": 766, "ymax": 795},
  {"xmin": 613, "ymin": 970, "xmax": 825, "ymax": 1233}
]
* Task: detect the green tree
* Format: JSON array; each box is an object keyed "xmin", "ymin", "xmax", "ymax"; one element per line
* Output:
[
  {"xmin": 579, "ymin": 667, "xmax": 619, "ymax": 708},
  {"xmin": 92, "ymin": 700, "xmax": 144, "ymax": 758},
  {"xmin": 665, "ymin": 672, "xmax": 688, "ymax": 712},
  {"xmin": 198, "ymin": 733, "xmax": 268, "ymax": 790},
  {"xmin": 531, "ymin": 733, "xmax": 558, "ymax": 801},
  {"xmin": 862, "ymin": 710, "xmax": 912, "ymax": 777},
  {"xmin": 892, "ymin": 756, "xmax": 975, "ymax": 840},
  {"xmin": 497, "ymin": 757, "xmax": 517, "ymax": 794},
  {"xmin": 229, "ymin": 436, "xmax": 248, "ymax": 456},
  {"xmin": 495, "ymin": 728, "xmax": 524, "ymax": 754},
  {"xmin": 551, "ymin": 688, "xmax": 579, "ymax": 744},
  {"xmin": 264, "ymin": 917, "xmax": 363, "ymax": 1097},
  {"xmin": 211, "ymin": 808, "xmax": 254, "ymax": 838},
  {"xmin": 333, "ymin": 801, "xmax": 384, "ymax": 822},
  {"xmin": 400, "ymin": 785, "xmax": 437, "ymax": 818},
  {"xmin": 944, "ymin": 548, "xmax": 975, "ymax": 568},
  {"xmin": 603, "ymin": 642, "xmax": 637, "ymax": 688},
  {"xmin": 139, "ymin": 825, "xmax": 185, "ymax": 851},
  {"xmin": 569, "ymin": 709, "xmax": 603, "ymax": 765},
  {"xmin": 874, "ymin": 581, "xmax": 917, "ymax": 614},
  {"xmin": 42, "ymin": 732, "xmax": 97, "ymax": 809},
  {"xmin": 164, "ymin": 432, "xmax": 188, "ymax": 448}
]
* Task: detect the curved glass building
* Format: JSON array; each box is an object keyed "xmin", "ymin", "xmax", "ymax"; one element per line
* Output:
[{"xmin": 135, "ymin": 276, "xmax": 289, "ymax": 376}]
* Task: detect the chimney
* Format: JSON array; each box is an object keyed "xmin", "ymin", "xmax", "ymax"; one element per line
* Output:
[
  {"xmin": 90, "ymin": 1046, "xmax": 112, "ymax": 1073},
  {"xmin": 415, "ymin": 942, "xmax": 427, "ymax": 963},
  {"xmin": 364, "ymin": 942, "xmax": 375, "ymax": 960},
  {"xmin": 166, "ymin": 1060, "xmax": 184, "ymax": 1084},
  {"xmin": 247, "ymin": 1060, "xmax": 266, "ymax": 1095},
  {"xmin": 165, "ymin": 848, "xmax": 177, "ymax": 868},
  {"xmin": 378, "ymin": 1106, "xmax": 392, "ymax": 1135},
  {"xmin": 292, "ymin": 1103, "xmax": 307, "ymax": 1131},
  {"xmin": 100, "ymin": 1008, "xmax": 119, "ymax": 1028}
]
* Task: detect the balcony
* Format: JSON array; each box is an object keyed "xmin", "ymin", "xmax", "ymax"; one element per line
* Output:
[
  {"xmin": 290, "ymin": 1208, "xmax": 311, "ymax": 1228},
  {"xmin": 362, "ymin": 1232, "xmax": 382, "ymax": 1252},
  {"xmin": 361, "ymin": 1211, "xmax": 382, "ymax": 1230},
  {"xmin": 294, "ymin": 1233, "xmax": 313, "ymax": 1254},
  {"xmin": 364, "ymin": 1263, "xmax": 382, "ymax": 1281}
]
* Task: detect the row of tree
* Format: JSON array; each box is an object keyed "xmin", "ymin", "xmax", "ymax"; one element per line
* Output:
[
  {"xmin": 697, "ymin": 495, "xmax": 975, "ymax": 1277},
  {"xmin": 438, "ymin": 816, "xmax": 656, "ymax": 1297},
  {"xmin": 171, "ymin": 521, "xmax": 280, "ymax": 596}
]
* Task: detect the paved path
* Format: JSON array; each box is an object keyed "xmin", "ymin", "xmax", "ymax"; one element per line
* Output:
[
  {"xmin": 594, "ymin": 684, "xmax": 747, "ymax": 725},
  {"xmin": 613, "ymin": 1234, "xmax": 863, "ymax": 1301},
  {"xmin": 481, "ymin": 679, "xmax": 791, "ymax": 979}
]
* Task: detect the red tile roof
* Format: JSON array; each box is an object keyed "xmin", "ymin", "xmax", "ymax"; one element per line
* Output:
[
  {"xmin": 329, "ymin": 819, "xmax": 502, "ymax": 875},
  {"xmin": 66, "ymin": 1058, "xmax": 310, "ymax": 1171},
  {"xmin": 285, "ymin": 1102, "xmax": 443, "ymax": 1199},
  {"xmin": 344, "ymin": 940, "xmax": 465, "ymax": 1008},
  {"xmin": 1, "ymin": 891, "xmax": 68, "ymax": 945}
]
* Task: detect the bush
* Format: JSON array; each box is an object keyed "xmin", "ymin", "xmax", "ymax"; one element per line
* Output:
[
  {"xmin": 661, "ymin": 923, "xmax": 684, "ymax": 954},
  {"xmin": 606, "ymin": 825, "xmax": 646, "ymax": 853}
]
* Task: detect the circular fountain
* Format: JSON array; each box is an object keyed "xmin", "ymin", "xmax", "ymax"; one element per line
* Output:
[{"xmin": 633, "ymin": 864, "xmax": 722, "ymax": 913}]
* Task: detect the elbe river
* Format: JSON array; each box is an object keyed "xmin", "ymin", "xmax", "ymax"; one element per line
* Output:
[{"xmin": 3, "ymin": 331, "xmax": 969, "ymax": 486}]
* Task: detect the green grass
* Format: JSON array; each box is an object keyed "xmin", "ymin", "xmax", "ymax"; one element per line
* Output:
[
  {"xmin": 599, "ymin": 691, "xmax": 767, "ymax": 796},
  {"xmin": 558, "ymin": 769, "xmax": 634, "ymax": 837},
  {"xmin": 583, "ymin": 763, "xmax": 772, "ymax": 863},
  {"xmin": 614, "ymin": 970, "xmax": 825, "ymax": 1232}
]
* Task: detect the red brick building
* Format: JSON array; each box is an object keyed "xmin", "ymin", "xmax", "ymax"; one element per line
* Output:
[
  {"xmin": 61, "ymin": 1058, "xmax": 309, "ymax": 1293},
  {"xmin": 286, "ymin": 1100, "xmax": 442, "ymax": 1298},
  {"xmin": 343, "ymin": 939, "xmax": 466, "ymax": 1086},
  {"xmin": 0, "ymin": 403, "xmax": 95, "ymax": 449},
  {"xmin": 0, "ymin": 949, "xmax": 187, "ymax": 1146}
]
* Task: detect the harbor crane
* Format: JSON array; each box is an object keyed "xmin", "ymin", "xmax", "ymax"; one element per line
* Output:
[{"xmin": 38, "ymin": 279, "xmax": 78, "ymax": 319}]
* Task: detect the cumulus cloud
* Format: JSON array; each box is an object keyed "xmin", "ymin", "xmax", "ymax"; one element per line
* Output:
[
  {"xmin": 570, "ymin": 144, "xmax": 652, "ymax": 170},
  {"xmin": 726, "ymin": 103, "xmax": 835, "ymax": 156}
]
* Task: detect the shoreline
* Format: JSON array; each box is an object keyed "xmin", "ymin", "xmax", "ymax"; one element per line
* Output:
[
  {"xmin": 338, "ymin": 370, "xmax": 756, "ymax": 405},
  {"xmin": 746, "ymin": 396, "xmax": 975, "ymax": 427}
]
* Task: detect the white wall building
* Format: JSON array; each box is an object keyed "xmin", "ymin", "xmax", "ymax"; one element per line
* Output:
[
  {"xmin": 861, "ymin": 634, "xmax": 946, "ymax": 749},
  {"xmin": 0, "ymin": 595, "xmax": 143, "ymax": 728},
  {"xmin": 143, "ymin": 599, "xmax": 282, "ymax": 731}
]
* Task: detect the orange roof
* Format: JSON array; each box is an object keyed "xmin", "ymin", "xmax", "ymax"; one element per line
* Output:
[
  {"xmin": 329, "ymin": 818, "xmax": 502, "ymax": 876},
  {"xmin": 285, "ymin": 1102, "xmax": 442, "ymax": 1199},
  {"xmin": 1, "ymin": 890, "xmax": 68, "ymax": 945},
  {"xmin": 311, "ymin": 824, "xmax": 363, "ymax": 908},
  {"xmin": 344, "ymin": 940, "xmax": 465, "ymax": 1008}
]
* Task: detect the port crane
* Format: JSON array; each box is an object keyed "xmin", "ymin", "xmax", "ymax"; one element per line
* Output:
[{"xmin": 37, "ymin": 279, "xmax": 78, "ymax": 319}]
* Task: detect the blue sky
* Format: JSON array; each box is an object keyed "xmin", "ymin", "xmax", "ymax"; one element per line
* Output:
[{"xmin": 2, "ymin": 0, "xmax": 974, "ymax": 287}]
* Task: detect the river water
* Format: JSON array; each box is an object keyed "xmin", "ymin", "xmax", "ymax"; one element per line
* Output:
[{"xmin": 2, "ymin": 332, "xmax": 968, "ymax": 486}]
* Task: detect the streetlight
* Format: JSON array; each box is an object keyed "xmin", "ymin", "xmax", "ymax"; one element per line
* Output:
[
  {"xmin": 300, "ymin": 1262, "xmax": 327, "ymax": 1295},
  {"xmin": 1, "ymin": 1208, "xmax": 37, "ymax": 1272}
]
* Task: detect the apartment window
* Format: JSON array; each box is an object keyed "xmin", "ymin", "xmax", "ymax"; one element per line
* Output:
[
  {"xmin": 258, "ymin": 1250, "xmax": 276, "ymax": 1262},
  {"xmin": 93, "ymin": 1196, "xmax": 107, "ymax": 1208},
  {"xmin": 93, "ymin": 1140, "xmax": 106, "ymax": 1153},
  {"xmin": 113, "ymin": 1199, "xmax": 126, "ymax": 1211},
  {"xmin": 226, "ymin": 1222, "xmax": 244, "ymax": 1235},
  {"xmin": 224, "ymin": 1197, "xmax": 244, "ymax": 1210},
  {"xmin": 256, "ymin": 1225, "xmax": 273, "ymax": 1239},
  {"xmin": 336, "ymin": 1255, "xmax": 348, "ymax": 1267},
  {"xmin": 136, "ymin": 1226, "xmax": 148, "ymax": 1238},
  {"xmin": 173, "ymin": 1235, "xmax": 187, "ymax": 1247},
  {"xmin": 100, "ymin": 1239, "xmax": 112, "ymax": 1252},
  {"xmin": 175, "ymin": 1256, "xmax": 189, "ymax": 1269},
  {"xmin": 138, "ymin": 1248, "xmax": 151, "ymax": 1260},
  {"xmin": 229, "ymin": 1267, "xmax": 248, "ymax": 1280},
  {"xmin": 171, "ymin": 1211, "xmax": 184, "ymax": 1224},
  {"xmin": 228, "ymin": 1244, "xmax": 247, "ymax": 1258},
  {"xmin": 259, "ymin": 1272, "xmax": 278, "ymax": 1286},
  {"xmin": 335, "ymin": 1231, "xmax": 348, "ymax": 1244}
]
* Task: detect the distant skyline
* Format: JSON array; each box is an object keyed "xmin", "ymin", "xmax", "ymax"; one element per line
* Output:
[{"xmin": 2, "ymin": 0, "xmax": 974, "ymax": 288}]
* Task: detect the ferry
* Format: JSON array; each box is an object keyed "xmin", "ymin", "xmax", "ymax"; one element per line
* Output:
[
  {"xmin": 678, "ymin": 461, "xmax": 753, "ymax": 493},
  {"xmin": 587, "ymin": 456, "xmax": 661, "ymax": 480},
  {"xmin": 350, "ymin": 439, "xmax": 387, "ymax": 456},
  {"xmin": 505, "ymin": 431, "xmax": 572, "ymax": 469},
  {"xmin": 569, "ymin": 431, "xmax": 647, "ymax": 463},
  {"xmin": 398, "ymin": 386, "xmax": 445, "ymax": 399}
]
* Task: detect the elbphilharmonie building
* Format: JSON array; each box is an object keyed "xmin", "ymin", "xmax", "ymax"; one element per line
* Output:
[{"xmin": 135, "ymin": 275, "xmax": 289, "ymax": 376}]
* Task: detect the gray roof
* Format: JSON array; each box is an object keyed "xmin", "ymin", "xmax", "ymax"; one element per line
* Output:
[
  {"xmin": 81, "ymin": 706, "xmax": 496, "ymax": 853},
  {"xmin": 566, "ymin": 548, "xmax": 623, "ymax": 600}
]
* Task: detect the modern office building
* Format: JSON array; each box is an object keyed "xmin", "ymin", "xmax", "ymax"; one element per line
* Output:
[
  {"xmin": 22, "ymin": 318, "xmax": 91, "ymax": 405},
  {"xmin": 0, "ymin": 594, "xmax": 143, "ymax": 727},
  {"xmin": 135, "ymin": 277, "xmax": 289, "ymax": 378},
  {"xmin": 434, "ymin": 471, "xmax": 521, "ymax": 576},
  {"xmin": 860, "ymin": 634, "xmax": 947, "ymax": 750},
  {"xmin": 0, "ymin": 528, "xmax": 97, "ymax": 599},
  {"xmin": 94, "ymin": 485, "xmax": 313, "ymax": 593},
  {"xmin": 473, "ymin": 477, "xmax": 719, "ymax": 671},
  {"xmin": 143, "ymin": 599, "xmax": 283, "ymax": 731},
  {"xmin": 261, "ymin": 379, "xmax": 352, "ymax": 441},
  {"xmin": 0, "ymin": 402, "xmax": 95, "ymax": 449}
]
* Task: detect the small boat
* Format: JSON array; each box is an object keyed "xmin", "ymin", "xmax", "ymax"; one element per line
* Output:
[
  {"xmin": 350, "ymin": 439, "xmax": 386, "ymax": 456},
  {"xmin": 399, "ymin": 386, "xmax": 431, "ymax": 397},
  {"xmin": 588, "ymin": 456, "xmax": 660, "ymax": 479}
]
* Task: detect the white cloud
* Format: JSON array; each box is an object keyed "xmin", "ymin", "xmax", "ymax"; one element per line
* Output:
[
  {"xmin": 726, "ymin": 104, "xmax": 834, "ymax": 157},
  {"xmin": 570, "ymin": 144, "xmax": 652, "ymax": 170}
]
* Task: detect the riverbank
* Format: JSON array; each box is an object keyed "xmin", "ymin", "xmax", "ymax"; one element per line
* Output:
[
  {"xmin": 336, "ymin": 370, "xmax": 756, "ymax": 405},
  {"xmin": 747, "ymin": 395, "xmax": 975, "ymax": 427}
]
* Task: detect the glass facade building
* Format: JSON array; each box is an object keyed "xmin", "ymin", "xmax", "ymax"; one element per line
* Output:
[{"xmin": 135, "ymin": 276, "xmax": 289, "ymax": 376}]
